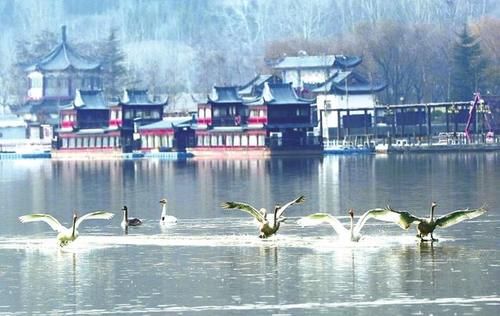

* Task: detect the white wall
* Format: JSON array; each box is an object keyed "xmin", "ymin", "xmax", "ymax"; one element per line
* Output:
[
  {"xmin": 27, "ymin": 71, "xmax": 43, "ymax": 100},
  {"xmin": 316, "ymin": 93, "xmax": 376, "ymax": 134}
]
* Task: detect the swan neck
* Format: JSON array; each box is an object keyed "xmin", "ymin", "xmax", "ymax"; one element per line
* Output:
[
  {"xmin": 72, "ymin": 217, "xmax": 77, "ymax": 238},
  {"xmin": 161, "ymin": 204, "xmax": 167, "ymax": 217},
  {"xmin": 350, "ymin": 215, "xmax": 354, "ymax": 239},
  {"xmin": 430, "ymin": 204, "xmax": 436, "ymax": 221}
]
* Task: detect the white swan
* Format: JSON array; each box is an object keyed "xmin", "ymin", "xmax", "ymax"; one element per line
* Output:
[
  {"xmin": 121, "ymin": 205, "xmax": 142, "ymax": 230},
  {"xmin": 221, "ymin": 195, "xmax": 305, "ymax": 238},
  {"xmin": 159, "ymin": 198, "xmax": 177, "ymax": 224},
  {"xmin": 298, "ymin": 208, "xmax": 411, "ymax": 242},
  {"xmin": 19, "ymin": 211, "xmax": 114, "ymax": 247},
  {"xmin": 392, "ymin": 202, "xmax": 488, "ymax": 242}
]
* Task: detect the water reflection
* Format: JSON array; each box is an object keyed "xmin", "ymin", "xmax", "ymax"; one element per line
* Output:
[{"xmin": 0, "ymin": 153, "xmax": 499, "ymax": 314}]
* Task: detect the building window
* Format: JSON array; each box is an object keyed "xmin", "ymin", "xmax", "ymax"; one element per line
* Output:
[
  {"xmin": 226, "ymin": 135, "xmax": 233, "ymax": 146},
  {"xmin": 241, "ymin": 135, "xmax": 248, "ymax": 146},
  {"xmin": 258, "ymin": 135, "xmax": 265, "ymax": 146},
  {"xmin": 249, "ymin": 135, "xmax": 257, "ymax": 146},
  {"xmin": 103, "ymin": 137, "xmax": 109, "ymax": 147},
  {"xmin": 234, "ymin": 135, "xmax": 240, "ymax": 146}
]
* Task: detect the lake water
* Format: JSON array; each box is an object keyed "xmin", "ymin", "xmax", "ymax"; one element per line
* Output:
[{"xmin": 0, "ymin": 153, "xmax": 499, "ymax": 315}]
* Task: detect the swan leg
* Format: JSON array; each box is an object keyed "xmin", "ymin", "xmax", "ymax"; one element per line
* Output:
[{"xmin": 430, "ymin": 233, "xmax": 438, "ymax": 242}]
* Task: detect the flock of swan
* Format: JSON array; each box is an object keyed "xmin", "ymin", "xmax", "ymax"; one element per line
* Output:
[{"xmin": 18, "ymin": 196, "xmax": 487, "ymax": 247}]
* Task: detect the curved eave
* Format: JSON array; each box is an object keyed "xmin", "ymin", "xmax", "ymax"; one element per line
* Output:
[
  {"xmin": 118, "ymin": 101, "xmax": 168, "ymax": 107},
  {"xmin": 25, "ymin": 42, "xmax": 101, "ymax": 72},
  {"xmin": 266, "ymin": 100, "xmax": 311, "ymax": 105},
  {"xmin": 335, "ymin": 57, "xmax": 362, "ymax": 68},
  {"xmin": 332, "ymin": 83, "xmax": 387, "ymax": 94}
]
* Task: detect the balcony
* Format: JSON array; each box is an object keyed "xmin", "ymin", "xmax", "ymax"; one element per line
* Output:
[{"xmin": 211, "ymin": 116, "xmax": 248, "ymax": 127}]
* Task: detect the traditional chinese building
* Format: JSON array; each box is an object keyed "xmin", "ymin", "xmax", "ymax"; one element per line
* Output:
[
  {"xmin": 53, "ymin": 89, "xmax": 167, "ymax": 157},
  {"xmin": 270, "ymin": 52, "xmax": 361, "ymax": 91},
  {"xmin": 238, "ymin": 74, "xmax": 282, "ymax": 98},
  {"xmin": 111, "ymin": 89, "xmax": 168, "ymax": 152},
  {"xmin": 19, "ymin": 26, "xmax": 102, "ymax": 125},
  {"xmin": 54, "ymin": 89, "xmax": 121, "ymax": 157},
  {"xmin": 138, "ymin": 116, "xmax": 195, "ymax": 152},
  {"xmin": 313, "ymin": 70, "xmax": 387, "ymax": 140},
  {"xmin": 188, "ymin": 83, "xmax": 319, "ymax": 157}
]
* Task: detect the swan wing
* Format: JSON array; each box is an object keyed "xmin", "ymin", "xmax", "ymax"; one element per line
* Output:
[
  {"xmin": 435, "ymin": 207, "xmax": 487, "ymax": 228},
  {"xmin": 297, "ymin": 213, "xmax": 348, "ymax": 235},
  {"xmin": 221, "ymin": 201, "xmax": 266, "ymax": 223},
  {"xmin": 18, "ymin": 213, "xmax": 65, "ymax": 233},
  {"xmin": 276, "ymin": 195, "xmax": 305, "ymax": 218},
  {"xmin": 75, "ymin": 211, "xmax": 114, "ymax": 229},
  {"xmin": 354, "ymin": 208, "xmax": 422, "ymax": 235}
]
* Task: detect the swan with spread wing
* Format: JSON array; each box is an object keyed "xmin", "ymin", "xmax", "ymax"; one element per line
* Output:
[
  {"xmin": 19, "ymin": 211, "xmax": 114, "ymax": 247},
  {"xmin": 298, "ymin": 207, "xmax": 413, "ymax": 242},
  {"xmin": 221, "ymin": 195, "xmax": 305, "ymax": 238},
  {"xmin": 391, "ymin": 202, "xmax": 487, "ymax": 241}
]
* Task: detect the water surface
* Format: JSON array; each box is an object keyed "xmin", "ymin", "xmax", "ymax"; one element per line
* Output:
[{"xmin": 0, "ymin": 153, "xmax": 499, "ymax": 315}]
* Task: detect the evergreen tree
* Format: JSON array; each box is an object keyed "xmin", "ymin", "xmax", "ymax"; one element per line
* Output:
[
  {"xmin": 450, "ymin": 24, "xmax": 487, "ymax": 101},
  {"xmin": 99, "ymin": 28, "xmax": 127, "ymax": 100}
]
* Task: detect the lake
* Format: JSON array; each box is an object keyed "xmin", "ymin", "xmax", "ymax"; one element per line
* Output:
[{"xmin": 0, "ymin": 153, "xmax": 499, "ymax": 315}]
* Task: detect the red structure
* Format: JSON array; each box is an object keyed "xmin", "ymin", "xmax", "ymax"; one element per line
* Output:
[{"xmin": 189, "ymin": 83, "xmax": 319, "ymax": 157}]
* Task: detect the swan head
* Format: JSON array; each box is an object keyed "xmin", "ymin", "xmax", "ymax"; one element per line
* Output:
[
  {"xmin": 122, "ymin": 206, "xmax": 128, "ymax": 212},
  {"xmin": 348, "ymin": 208, "xmax": 354, "ymax": 218},
  {"xmin": 431, "ymin": 201, "xmax": 437, "ymax": 209},
  {"xmin": 160, "ymin": 199, "xmax": 167, "ymax": 205},
  {"xmin": 72, "ymin": 212, "xmax": 78, "ymax": 223}
]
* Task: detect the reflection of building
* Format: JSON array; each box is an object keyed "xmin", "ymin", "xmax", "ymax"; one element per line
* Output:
[
  {"xmin": 19, "ymin": 26, "xmax": 102, "ymax": 125},
  {"xmin": 189, "ymin": 83, "xmax": 319, "ymax": 157}
]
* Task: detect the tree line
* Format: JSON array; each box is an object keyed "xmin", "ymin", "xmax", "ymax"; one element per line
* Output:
[{"xmin": 0, "ymin": 0, "xmax": 498, "ymax": 105}]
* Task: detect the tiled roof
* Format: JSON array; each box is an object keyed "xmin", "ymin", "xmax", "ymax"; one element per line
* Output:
[
  {"xmin": 208, "ymin": 86, "xmax": 242, "ymax": 104},
  {"xmin": 74, "ymin": 90, "xmax": 108, "ymax": 109},
  {"xmin": 138, "ymin": 116, "xmax": 193, "ymax": 130},
  {"xmin": 272, "ymin": 54, "xmax": 361, "ymax": 70},
  {"xmin": 312, "ymin": 71, "xmax": 386, "ymax": 94},
  {"xmin": 263, "ymin": 83, "xmax": 313, "ymax": 105},
  {"xmin": 25, "ymin": 26, "xmax": 100, "ymax": 72},
  {"xmin": 121, "ymin": 89, "xmax": 168, "ymax": 105},
  {"xmin": 238, "ymin": 74, "xmax": 282, "ymax": 96}
]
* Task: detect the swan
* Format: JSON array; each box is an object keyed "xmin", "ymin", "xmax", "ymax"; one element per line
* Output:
[
  {"xmin": 298, "ymin": 207, "xmax": 412, "ymax": 242},
  {"xmin": 121, "ymin": 205, "xmax": 142, "ymax": 229},
  {"xmin": 221, "ymin": 195, "xmax": 305, "ymax": 238},
  {"xmin": 19, "ymin": 211, "xmax": 114, "ymax": 247},
  {"xmin": 392, "ymin": 202, "xmax": 488, "ymax": 242},
  {"xmin": 159, "ymin": 198, "xmax": 177, "ymax": 224}
]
